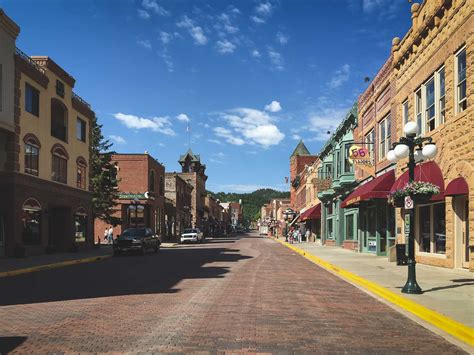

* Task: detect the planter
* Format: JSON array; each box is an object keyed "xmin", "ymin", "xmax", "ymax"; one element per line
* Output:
[
  {"xmin": 391, "ymin": 196, "xmax": 405, "ymax": 208},
  {"xmin": 412, "ymin": 193, "xmax": 433, "ymax": 205}
]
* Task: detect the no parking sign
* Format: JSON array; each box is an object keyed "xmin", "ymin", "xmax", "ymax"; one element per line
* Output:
[{"xmin": 404, "ymin": 196, "xmax": 414, "ymax": 209}]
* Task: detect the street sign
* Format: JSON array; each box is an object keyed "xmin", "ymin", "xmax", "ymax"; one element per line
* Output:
[
  {"xmin": 404, "ymin": 196, "xmax": 414, "ymax": 209},
  {"xmin": 404, "ymin": 214, "xmax": 410, "ymax": 236}
]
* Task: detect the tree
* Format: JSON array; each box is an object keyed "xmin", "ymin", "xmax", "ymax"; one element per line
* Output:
[{"xmin": 90, "ymin": 115, "xmax": 119, "ymax": 223}]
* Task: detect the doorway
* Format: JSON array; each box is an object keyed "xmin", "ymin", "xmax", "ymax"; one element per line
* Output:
[
  {"xmin": 48, "ymin": 207, "xmax": 71, "ymax": 251},
  {"xmin": 454, "ymin": 196, "xmax": 470, "ymax": 269}
]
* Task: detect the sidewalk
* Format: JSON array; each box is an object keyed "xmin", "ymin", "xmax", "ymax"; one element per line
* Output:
[{"xmin": 276, "ymin": 238, "xmax": 474, "ymax": 328}]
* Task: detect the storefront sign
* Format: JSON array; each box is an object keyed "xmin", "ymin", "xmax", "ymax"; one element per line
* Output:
[
  {"xmin": 313, "ymin": 178, "xmax": 332, "ymax": 191},
  {"xmin": 349, "ymin": 145, "xmax": 375, "ymax": 177},
  {"xmin": 118, "ymin": 193, "xmax": 146, "ymax": 200},
  {"xmin": 404, "ymin": 214, "xmax": 410, "ymax": 236}
]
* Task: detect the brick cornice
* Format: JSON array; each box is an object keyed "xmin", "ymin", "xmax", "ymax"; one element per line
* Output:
[
  {"xmin": 0, "ymin": 9, "xmax": 20, "ymax": 39},
  {"xmin": 15, "ymin": 55, "xmax": 49, "ymax": 89}
]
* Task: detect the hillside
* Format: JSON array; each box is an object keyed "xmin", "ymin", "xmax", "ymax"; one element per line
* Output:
[{"xmin": 209, "ymin": 188, "xmax": 290, "ymax": 223}]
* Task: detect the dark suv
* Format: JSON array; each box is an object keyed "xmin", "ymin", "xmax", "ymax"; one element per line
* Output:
[{"xmin": 113, "ymin": 228, "xmax": 161, "ymax": 256}]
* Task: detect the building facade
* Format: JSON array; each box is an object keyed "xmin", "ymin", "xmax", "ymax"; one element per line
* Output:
[
  {"xmin": 164, "ymin": 172, "xmax": 193, "ymax": 240},
  {"xmin": 177, "ymin": 149, "xmax": 207, "ymax": 229},
  {"xmin": 391, "ymin": 0, "xmax": 473, "ymax": 270},
  {"xmin": 0, "ymin": 10, "xmax": 94, "ymax": 257},
  {"xmin": 317, "ymin": 104, "xmax": 359, "ymax": 249},
  {"xmin": 289, "ymin": 140, "xmax": 318, "ymax": 208},
  {"xmin": 341, "ymin": 56, "xmax": 398, "ymax": 256},
  {"xmin": 94, "ymin": 154, "xmax": 165, "ymax": 239}
]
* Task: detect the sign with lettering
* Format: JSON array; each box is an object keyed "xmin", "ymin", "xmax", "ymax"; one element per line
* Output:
[
  {"xmin": 349, "ymin": 145, "xmax": 375, "ymax": 176},
  {"xmin": 117, "ymin": 193, "xmax": 147, "ymax": 200},
  {"xmin": 404, "ymin": 214, "xmax": 410, "ymax": 236}
]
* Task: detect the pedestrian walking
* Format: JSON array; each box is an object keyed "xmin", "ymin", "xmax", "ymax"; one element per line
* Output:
[
  {"xmin": 107, "ymin": 226, "xmax": 114, "ymax": 244},
  {"xmin": 297, "ymin": 229, "xmax": 302, "ymax": 243},
  {"xmin": 305, "ymin": 229, "xmax": 310, "ymax": 243},
  {"xmin": 103, "ymin": 228, "xmax": 108, "ymax": 243}
]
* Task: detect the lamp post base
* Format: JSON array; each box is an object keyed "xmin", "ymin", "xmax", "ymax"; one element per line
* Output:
[{"xmin": 401, "ymin": 280, "xmax": 423, "ymax": 294}]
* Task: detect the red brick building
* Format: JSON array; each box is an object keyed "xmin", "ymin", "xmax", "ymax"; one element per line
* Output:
[
  {"xmin": 164, "ymin": 172, "xmax": 193, "ymax": 239},
  {"xmin": 289, "ymin": 140, "xmax": 318, "ymax": 208},
  {"xmin": 94, "ymin": 154, "xmax": 165, "ymax": 240}
]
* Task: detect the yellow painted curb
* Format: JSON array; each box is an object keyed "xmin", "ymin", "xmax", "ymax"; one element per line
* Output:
[
  {"xmin": 0, "ymin": 254, "xmax": 112, "ymax": 278},
  {"xmin": 272, "ymin": 237, "xmax": 474, "ymax": 348}
]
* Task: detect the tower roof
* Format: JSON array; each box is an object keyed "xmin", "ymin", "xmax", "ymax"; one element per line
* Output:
[
  {"xmin": 291, "ymin": 140, "xmax": 311, "ymax": 157},
  {"xmin": 179, "ymin": 148, "xmax": 201, "ymax": 163}
]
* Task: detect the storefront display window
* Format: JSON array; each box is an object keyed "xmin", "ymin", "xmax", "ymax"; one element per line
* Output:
[
  {"xmin": 345, "ymin": 214, "xmax": 354, "ymax": 240},
  {"xmin": 22, "ymin": 198, "xmax": 41, "ymax": 244},
  {"xmin": 75, "ymin": 213, "xmax": 87, "ymax": 242},
  {"xmin": 327, "ymin": 218, "xmax": 333, "ymax": 239},
  {"xmin": 129, "ymin": 205, "xmax": 145, "ymax": 227},
  {"xmin": 418, "ymin": 202, "xmax": 446, "ymax": 255}
]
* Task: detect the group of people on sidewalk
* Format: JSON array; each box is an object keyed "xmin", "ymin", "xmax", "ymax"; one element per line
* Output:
[
  {"xmin": 286, "ymin": 227, "xmax": 310, "ymax": 244},
  {"xmin": 103, "ymin": 226, "xmax": 114, "ymax": 244}
]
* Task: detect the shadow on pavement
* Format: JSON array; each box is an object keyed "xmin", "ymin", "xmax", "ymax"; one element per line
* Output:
[
  {"xmin": 0, "ymin": 244, "xmax": 252, "ymax": 306},
  {"xmin": 0, "ymin": 337, "xmax": 27, "ymax": 353}
]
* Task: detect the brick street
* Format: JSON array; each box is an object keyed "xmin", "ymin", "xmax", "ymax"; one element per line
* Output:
[{"xmin": 0, "ymin": 234, "xmax": 465, "ymax": 353}]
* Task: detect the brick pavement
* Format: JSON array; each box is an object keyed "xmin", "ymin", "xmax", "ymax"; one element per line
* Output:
[{"xmin": 0, "ymin": 234, "xmax": 466, "ymax": 353}]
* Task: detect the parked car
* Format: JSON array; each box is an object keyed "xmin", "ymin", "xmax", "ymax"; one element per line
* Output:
[
  {"xmin": 113, "ymin": 228, "xmax": 161, "ymax": 255},
  {"xmin": 180, "ymin": 228, "xmax": 204, "ymax": 243}
]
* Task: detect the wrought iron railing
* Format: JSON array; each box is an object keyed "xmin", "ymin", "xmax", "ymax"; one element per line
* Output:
[
  {"xmin": 72, "ymin": 91, "xmax": 91, "ymax": 109},
  {"xmin": 15, "ymin": 47, "xmax": 45, "ymax": 74}
]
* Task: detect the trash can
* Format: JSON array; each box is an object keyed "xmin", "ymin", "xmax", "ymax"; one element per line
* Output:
[{"xmin": 396, "ymin": 244, "xmax": 408, "ymax": 265}]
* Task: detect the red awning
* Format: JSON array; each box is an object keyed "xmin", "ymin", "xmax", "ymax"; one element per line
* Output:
[
  {"xmin": 445, "ymin": 177, "xmax": 469, "ymax": 196},
  {"xmin": 390, "ymin": 161, "xmax": 445, "ymax": 201},
  {"xmin": 341, "ymin": 170, "xmax": 395, "ymax": 208},
  {"xmin": 300, "ymin": 203, "xmax": 321, "ymax": 221}
]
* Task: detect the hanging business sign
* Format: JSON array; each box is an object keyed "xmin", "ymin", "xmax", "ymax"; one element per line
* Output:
[{"xmin": 349, "ymin": 145, "xmax": 375, "ymax": 177}]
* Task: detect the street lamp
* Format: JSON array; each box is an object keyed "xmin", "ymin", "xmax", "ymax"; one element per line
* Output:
[
  {"xmin": 386, "ymin": 121, "xmax": 437, "ymax": 294},
  {"xmin": 282, "ymin": 208, "xmax": 296, "ymax": 242}
]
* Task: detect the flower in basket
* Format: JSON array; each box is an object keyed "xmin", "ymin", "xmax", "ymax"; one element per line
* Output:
[{"xmin": 389, "ymin": 181, "xmax": 440, "ymax": 206}]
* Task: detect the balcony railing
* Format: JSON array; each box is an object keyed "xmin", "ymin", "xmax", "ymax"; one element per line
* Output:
[
  {"xmin": 72, "ymin": 91, "xmax": 91, "ymax": 109},
  {"xmin": 15, "ymin": 47, "xmax": 45, "ymax": 74}
]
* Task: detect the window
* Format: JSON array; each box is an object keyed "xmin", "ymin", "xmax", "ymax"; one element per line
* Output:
[
  {"xmin": 415, "ymin": 89, "xmax": 422, "ymax": 133},
  {"xmin": 327, "ymin": 218, "xmax": 334, "ymax": 239},
  {"xmin": 159, "ymin": 176, "xmax": 164, "ymax": 196},
  {"xmin": 76, "ymin": 118, "xmax": 86, "ymax": 142},
  {"xmin": 335, "ymin": 151, "xmax": 340, "ymax": 177},
  {"xmin": 418, "ymin": 202, "xmax": 446, "ymax": 255},
  {"xmin": 76, "ymin": 158, "xmax": 87, "ymax": 189},
  {"xmin": 345, "ymin": 214, "xmax": 354, "ymax": 240},
  {"xmin": 51, "ymin": 99, "xmax": 68, "ymax": 142},
  {"xmin": 75, "ymin": 212, "xmax": 87, "ymax": 242},
  {"xmin": 379, "ymin": 119, "xmax": 386, "ymax": 161},
  {"xmin": 56, "ymin": 80, "xmax": 65, "ymax": 98},
  {"xmin": 25, "ymin": 142, "xmax": 39, "ymax": 176},
  {"xmin": 365, "ymin": 129, "xmax": 375, "ymax": 160},
  {"xmin": 149, "ymin": 170, "xmax": 155, "ymax": 191},
  {"xmin": 456, "ymin": 47, "xmax": 467, "ymax": 113},
  {"xmin": 438, "ymin": 68, "xmax": 445, "ymax": 124},
  {"xmin": 327, "ymin": 202, "xmax": 333, "ymax": 215},
  {"xmin": 51, "ymin": 145, "xmax": 68, "ymax": 184},
  {"xmin": 425, "ymin": 78, "xmax": 435, "ymax": 132},
  {"xmin": 25, "ymin": 83, "xmax": 40, "ymax": 116},
  {"xmin": 22, "ymin": 198, "xmax": 42, "ymax": 244},
  {"xmin": 344, "ymin": 144, "xmax": 353, "ymax": 173},
  {"xmin": 402, "ymin": 100, "xmax": 409, "ymax": 125}
]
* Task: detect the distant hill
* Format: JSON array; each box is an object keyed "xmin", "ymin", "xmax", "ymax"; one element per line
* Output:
[{"xmin": 208, "ymin": 188, "xmax": 290, "ymax": 223}]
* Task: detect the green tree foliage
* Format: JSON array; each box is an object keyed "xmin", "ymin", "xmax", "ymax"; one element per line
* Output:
[
  {"xmin": 209, "ymin": 188, "xmax": 290, "ymax": 223},
  {"xmin": 90, "ymin": 116, "xmax": 119, "ymax": 223}
]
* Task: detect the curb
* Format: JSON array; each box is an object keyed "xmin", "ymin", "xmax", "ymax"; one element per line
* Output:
[
  {"xmin": 0, "ymin": 254, "xmax": 112, "ymax": 278},
  {"xmin": 272, "ymin": 237, "xmax": 474, "ymax": 348}
]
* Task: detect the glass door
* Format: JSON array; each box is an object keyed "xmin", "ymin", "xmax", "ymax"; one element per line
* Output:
[{"xmin": 363, "ymin": 206, "xmax": 377, "ymax": 253}]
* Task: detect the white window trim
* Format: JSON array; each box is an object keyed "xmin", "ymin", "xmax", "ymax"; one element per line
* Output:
[
  {"xmin": 455, "ymin": 46, "xmax": 467, "ymax": 114},
  {"xmin": 402, "ymin": 99, "xmax": 409, "ymax": 125},
  {"xmin": 378, "ymin": 115, "xmax": 390, "ymax": 162}
]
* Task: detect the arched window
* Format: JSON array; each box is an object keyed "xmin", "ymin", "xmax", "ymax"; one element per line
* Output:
[
  {"xmin": 149, "ymin": 170, "xmax": 155, "ymax": 192},
  {"xmin": 76, "ymin": 156, "xmax": 87, "ymax": 189},
  {"xmin": 22, "ymin": 198, "xmax": 42, "ymax": 244},
  {"xmin": 23, "ymin": 134, "xmax": 41, "ymax": 176},
  {"xmin": 159, "ymin": 176, "xmax": 164, "ymax": 196},
  {"xmin": 51, "ymin": 98, "xmax": 68, "ymax": 142},
  {"xmin": 51, "ymin": 144, "xmax": 68, "ymax": 184}
]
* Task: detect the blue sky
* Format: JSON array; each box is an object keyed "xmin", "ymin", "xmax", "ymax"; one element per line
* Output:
[{"xmin": 3, "ymin": 0, "xmax": 412, "ymax": 193}]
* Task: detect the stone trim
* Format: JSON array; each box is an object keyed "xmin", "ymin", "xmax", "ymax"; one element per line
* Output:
[
  {"xmin": 15, "ymin": 55, "xmax": 49, "ymax": 89},
  {"xmin": 51, "ymin": 143, "xmax": 69, "ymax": 159},
  {"xmin": 76, "ymin": 156, "xmax": 87, "ymax": 167},
  {"xmin": 22, "ymin": 133, "xmax": 41, "ymax": 148},
  {"xmin": 30, "ymin": 56, "xmax": 75, "ymax": 87}
]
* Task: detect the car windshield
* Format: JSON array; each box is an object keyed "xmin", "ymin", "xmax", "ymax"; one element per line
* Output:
[
  {"xmin": 184, "ymin": 229, "xmax": 197, "ymax": 234},
  {"xmin": 121, "ymin": 228, "xmax": 147, "ymax": 237}
]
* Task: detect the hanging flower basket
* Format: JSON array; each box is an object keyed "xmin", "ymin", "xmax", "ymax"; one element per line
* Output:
[{"xmin": 390, "ymin": 181, "xmax": 440, "ymax": 207}]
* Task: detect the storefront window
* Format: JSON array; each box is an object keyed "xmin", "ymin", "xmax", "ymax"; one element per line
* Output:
[
  {"xmin": 327, "ymin": 218, "xmax": 333, "ymax": 239},
  {"xmin": 327, "ymin": 202, "xmax": 333, "ymax": 215},
  {"xmin": 418, "ymin": 203, "xmax": 445, "ymax": 254},
  {"xmin": 345, "ymin": 214, "xmax": 354, "ymax": 240},
  {"xmin": 128, "ymin": 205, "xmax": 145, "ymax": 227},
  {"xmin": 75, "ymin": 213, "xmax": 87, "ymax": 242},
  {"xmin": 22, "ymin": 198, "xmax": 41, "ymax": 244}
]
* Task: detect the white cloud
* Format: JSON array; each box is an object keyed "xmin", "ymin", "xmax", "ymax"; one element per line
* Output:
[
  {"xmin": 291, "ymin": 134, "xmax": 301, "ymax": 140},
  {"xmin": 177, "ymin": 15, "xmax": 208, "ymax": 45},
  {"xmin": 109, "ymin": 135, "xmax": 126, "ymax": 144},
  {"xmin": 142, "ymin": 0, "xmax": 169, "ymax": 16},
  {"xmin": 216, "ymin": 40, "xmax": 236, "ymax": 54},
  {"xmin": 328, "ymin": 64, "xmax": 350, "ymax": 89},
  {"xmin": 264, "ymin": 100, "xmax": 282, "ymax": 112},
  {"xmin": 217, "ymin": 13, "xmax": 239, "ymax": 34},
  {"xmin": 176, "ymin": 113, "xmax": 190, "ymax": 122},
  {"xmin": 251, "ymin": 15, "xmax": 266, "ymax": 24},
  {"xmin": 159, "ymin": 31, "xmax": 172, "ymax": 44},
  {"xmin": 114, "ymin": 112, "xmax": 175, "ymax": 136},
  {"xmin": 276, "ymin": 31, "xmax": 289, "ymax": 45},
  {"xmin": 208, "ymin": 139, "xmax": 223, "ymax": 145},
  {"xmin": 306, "ymin": 107, "xmax": 349, "ymax": 141},
  {"xmin": 267, "ymin": 48, "xmax": 284, "ymax": 71},
  {"xmin": 160, "ymin": 50, "xmax": 174, "ymax": 72},
  {"xmin": 137, "ymin": 9, "xmax": 150, "ymax": 19},
  {"xmin": 214, "ymin": 127, "xmax": 246, "ymax": 145},
  {"xmin": 136, "ymin": 39, "xmax": 152, "ymax": 50},
  {"xmin": 256, "ymin": 2, "xmax": 273, "ymax": 15},
  {"xmin": 251, "ymin": 49, "xmax": 261, "ymax": 58},
  {"xmin": 216, "ymin": 108, "xmax": 285, "ymax": 147}
]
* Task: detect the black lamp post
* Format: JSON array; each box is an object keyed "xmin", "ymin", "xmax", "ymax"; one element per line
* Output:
[
  {"xmin": 283, "ymin": 208, "xmax": 296, "ymax": 242},
  {"xmin": 387, "ymin": 121, "xmax": 438, "ymax": 294}
]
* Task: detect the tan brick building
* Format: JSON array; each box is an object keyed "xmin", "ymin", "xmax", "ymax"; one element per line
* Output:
[
  {"xmin": 0, "ymin": 10, "xmax": 95, "ymax": 257},
  {"xmin": 94, "ymin": 154, "xmax": 165, "ymax": 240},
  {"xmin": 391, "ymin": 0, "xmax": 473, "ymax": 270},
  {"xmin": 164, "ymin": 172, "xmax": 193, "ymax": 239}
]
